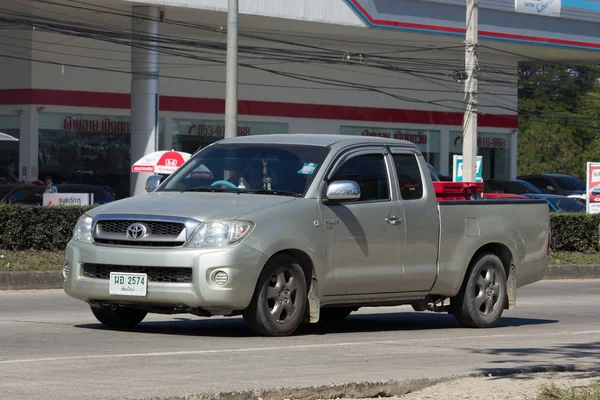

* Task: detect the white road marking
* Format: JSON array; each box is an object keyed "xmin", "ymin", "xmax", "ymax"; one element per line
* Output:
[{"xmin": 2, "ymin": 329, "xmax": 600, "ymax": 365}]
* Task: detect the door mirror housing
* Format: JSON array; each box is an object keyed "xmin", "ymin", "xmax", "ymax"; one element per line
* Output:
[
  {"xmin": 145, "ymin": 175, "xmax": 163, "ymax": 193},
  {"xmin": 325, "ymin": 180, "xmax": 361, "ymax": 201}
]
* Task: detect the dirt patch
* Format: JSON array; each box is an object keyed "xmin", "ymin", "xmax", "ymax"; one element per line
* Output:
[{"xmin": 347, "ymin": 371, "xmax": 600, "ymax": 400}]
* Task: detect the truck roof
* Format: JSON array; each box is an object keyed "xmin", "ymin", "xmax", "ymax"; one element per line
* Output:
[{"xmin": 219, "ymin": 133, "xmax": 420, "ymax": 151}]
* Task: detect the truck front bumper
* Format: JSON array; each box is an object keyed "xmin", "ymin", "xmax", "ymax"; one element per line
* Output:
[{"xmin": 63, "ymin": 240, "xmax": 268, "ymax": 314}]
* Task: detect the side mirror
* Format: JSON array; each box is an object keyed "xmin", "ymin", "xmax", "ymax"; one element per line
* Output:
[
  {"xmin": 145, "ymin": 175, "xmax": 163, "ymax": 193},
  {"xmin": 325, "ymin": 180, "xmax": 361, "ymax": 201}
]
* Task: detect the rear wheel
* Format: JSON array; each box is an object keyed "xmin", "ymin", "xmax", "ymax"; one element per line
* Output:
[
  {"xmin": 243, "ymin": 254, "xmax": 308, "ymax": 336},
  {"xmin": 452, "ymin": 253, "xmax": 507, "ymax": 328},
  {"xmin": 90, "ymin": 305, "xmax": 147, "ymax": 329}
]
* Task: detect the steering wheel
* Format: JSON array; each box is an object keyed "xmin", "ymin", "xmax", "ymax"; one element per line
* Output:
[{"xmin": 210, "ymin": 180, "xmax": 238, "ymax": 189}]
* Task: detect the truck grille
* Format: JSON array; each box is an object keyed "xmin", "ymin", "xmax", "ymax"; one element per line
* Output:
[
  {"xmin": 82, "ymin": 263, "xmax": 193, "ymax": 283},
  {"xmin": 93, "ymin": 239, "xmax": 185, "ymax": 247},
  {"xmin": 97, "ymin": 220, "xmax": 185, "ymax": 236}
]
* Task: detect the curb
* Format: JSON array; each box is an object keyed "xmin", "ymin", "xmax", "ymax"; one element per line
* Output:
[
  {"xmin": 0, "ymin": 270, "xmax": 63, "ymax": 291},
  {"xmin": 137, "ymin": 363, "xmax": 600, "ymax": 400},
  {"xmin": 1, "ymin": 265, "xmax": 600, "ymax": 291},
  {"xmin": 544, "ymin": 264, "xmax": 600, "ymax": 280}
]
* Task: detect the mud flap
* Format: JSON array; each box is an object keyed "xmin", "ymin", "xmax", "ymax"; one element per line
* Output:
[
  {"xmin": 305, "ymin": 275, "xmax": 320, "ymax": 323},
  {"xmin": 506, "ymin": 263, "xmax": 516, "ymax": 310}
]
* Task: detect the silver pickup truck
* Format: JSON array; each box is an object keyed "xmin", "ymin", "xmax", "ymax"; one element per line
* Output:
[{"xmin": 64, "ymin": 134, "xmax": 550, "ymax": 336}]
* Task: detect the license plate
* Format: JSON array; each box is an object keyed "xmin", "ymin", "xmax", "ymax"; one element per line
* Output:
[{"xmin": 109, "ymin": 272, "xmax": 148, "ymax": 296}]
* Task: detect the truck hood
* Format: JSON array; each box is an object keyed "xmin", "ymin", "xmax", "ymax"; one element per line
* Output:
[{"xmin": 87, "ymin": 191, "xmax": 297, "ymax": 221}]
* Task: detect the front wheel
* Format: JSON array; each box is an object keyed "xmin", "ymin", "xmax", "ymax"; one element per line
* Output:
[
  {"xmin": 243, "ymin": 254, "xmax": 308, "ymax": 336},
  {"xmin": 452, "ymin": 253, "xmax": 507, "ymax": 328},
  {"xmin": 90, "ymin": 305, "xmax": 147, "ymax": 329}
]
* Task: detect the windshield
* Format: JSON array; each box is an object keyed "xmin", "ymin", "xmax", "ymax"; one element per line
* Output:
[
  {"xmin": 550, "ymin": 175, "xmax": 585, "ymax": 191},
  {"xmin": 503, "ymin": 180, "xmax": 543, "ymax": 194},
  {"xmin": 160, "ymin": 143, "xmax": 330, "ymax": 197}
]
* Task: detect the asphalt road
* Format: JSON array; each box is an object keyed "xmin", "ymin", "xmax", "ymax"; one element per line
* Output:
[{"xmin": 1, "ymin": 280, "xmax": 599, "ymax": 400}]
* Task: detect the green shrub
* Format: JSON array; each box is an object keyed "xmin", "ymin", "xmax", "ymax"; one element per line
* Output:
[
  {"xmin": 0, "ymin": 204, "xmax": 95, "ymax": 251},
  {"xmin": 1, "ymin": 204, "xmax": 599, "ymax": 253},
  {"xmin": 550, "ymin": 213, "xmax": 600, "ymax": 252}
]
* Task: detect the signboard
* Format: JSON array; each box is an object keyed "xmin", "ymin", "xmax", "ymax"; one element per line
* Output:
[
  {"xmin": 452, "ymin": 133, "xmax": 508, "ymax": 150},
  {"xmin": 172, "ymin": 119, "xmax": 288, "ymax": 138},
  {"xmin": 338, "ymin": 126, "xmax": 441, "ymax": 153},
  {"xmin": 515, "ymin": 0, "xmax": 561, "ymax": 17},
  {"xmin": 39, "ymin": 113, "xmax": 165, "ymax": 135},
  {"xmin": 586, "ymin": 162, "xmax": 600, "ymax": 214},
  {"xmin": 453, "ymin": 155, "xmax": 483, "ymax": 182},
  {"xmin": 43, "ymin": 193, "xmax": 94, "ymax": 206}
]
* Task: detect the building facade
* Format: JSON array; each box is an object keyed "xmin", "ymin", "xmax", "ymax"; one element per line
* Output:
[{"xmin": 1, "ymin": 0, "xmax": 599, "ymax": 197}]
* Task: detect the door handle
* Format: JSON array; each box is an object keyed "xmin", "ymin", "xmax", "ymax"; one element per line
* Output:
[{"xmin": 385, "ymin": 216, "xmax": 402, "ymax": 225}]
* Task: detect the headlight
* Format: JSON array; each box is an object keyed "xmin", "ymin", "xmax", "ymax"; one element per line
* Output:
[
  {"xmin": 186, "ymin": 220, "xmax": 254, "ymax": 248},
  {"xmin": 72, "ymin": 215, "xmax": 93, "ymax": 243}
]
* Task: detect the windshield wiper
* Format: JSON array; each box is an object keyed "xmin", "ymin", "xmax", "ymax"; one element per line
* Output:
[{"xmin": 242, "ymin": 189, "xmax": 302, "ymax": 197}]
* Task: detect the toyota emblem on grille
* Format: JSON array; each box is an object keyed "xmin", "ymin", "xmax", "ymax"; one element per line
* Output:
[{"xmin": 126, "ymin": 223, "xmax": 147, "ymax": 239}]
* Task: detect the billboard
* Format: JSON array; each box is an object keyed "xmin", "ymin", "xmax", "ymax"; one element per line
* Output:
[
  {"xmin": 586, "ymin": 162, "xmax": 600, "ymax": 214},
  {"xmin": 453, "ymin": 155, "xmax": 483, "ymax": 182}
]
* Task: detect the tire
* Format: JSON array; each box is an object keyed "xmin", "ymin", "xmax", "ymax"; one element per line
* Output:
[
  {"xmin": 452, "ymin": 253, "xmax": 507, "ymax": 328},
  {"xmin": 319, "ymin": 307, "xmax": 355, "ymax": 322},
  {"xmin": 90, "ymin": 305, "xmax": 147, "ymax": 329},
  {"xmin": 243, "ymin": 254, "xmax": 308, "ymax": 337}
]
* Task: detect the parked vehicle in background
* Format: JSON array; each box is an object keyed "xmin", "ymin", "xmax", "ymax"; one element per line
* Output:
[
  {"xmin": 63, "ymin": 134, "xmax": 550, "ymax": 337},
  {"xmin": 483, "ymin": 179, "xmax": 584, "ymax": 212},
  {"xmin": 517, "ymin": 174, "xmax": 585, "ymax": 196},
  {"xmin": 525, "ymin": 193, "xmax": 585, "ymax": 213}
]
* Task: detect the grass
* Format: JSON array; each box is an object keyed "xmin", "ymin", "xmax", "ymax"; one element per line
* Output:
[
  {"xmin": 550, "ymin": 251, "xmax": 600, "ymax": 265},
  {"xmin": 0, "ymin": 250, "xmax": 64, "ymax": 271},
  {"xmin": 537, "ymin": 381, "xmax": 600, "ymax": 400},
  {"xmin": 1, "ymin": 249, "xmax": 600, "ymax": 272}
]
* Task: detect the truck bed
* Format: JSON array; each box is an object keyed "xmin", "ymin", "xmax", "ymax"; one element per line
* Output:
[{"xmin": 430, "ymin": 199, "xmax": 550, "ymax": 298}]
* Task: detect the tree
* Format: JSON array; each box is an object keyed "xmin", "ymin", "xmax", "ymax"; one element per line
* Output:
[{"xmin": 517, "ymin": 63, "xmax": 600, "ymax": 179}]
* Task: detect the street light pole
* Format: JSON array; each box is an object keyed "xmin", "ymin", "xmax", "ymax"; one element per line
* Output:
[
  {"xmin": 462, "ymin": 0, "xmax": 478, "ymax": 182},
  {"xmin": 224, "ymin": 0, "xmax": 238, "ymax": 139}
]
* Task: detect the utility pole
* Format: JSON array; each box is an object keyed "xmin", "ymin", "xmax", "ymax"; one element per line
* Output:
[
  {"xmin": 462, "ymin": 0, "xmax": 478, "ymax": 182},
  {"xmin": 224, "ymin": 0, "xmax": 238, "ymax": 139}
]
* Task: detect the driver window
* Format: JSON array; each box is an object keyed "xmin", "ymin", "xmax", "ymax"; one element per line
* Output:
[{"xmin": 330, "ymin": 154, "xmax": 390, "ymax": 202}]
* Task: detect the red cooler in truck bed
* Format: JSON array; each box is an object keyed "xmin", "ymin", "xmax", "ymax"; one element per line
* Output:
[{"xmin": 433, "ymin": 181, "xmax": 484, "ymax": 201}]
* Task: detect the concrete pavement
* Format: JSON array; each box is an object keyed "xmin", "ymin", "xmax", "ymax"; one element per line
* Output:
[{"xmin": 0, "ymin": 280, "xmax": 599, "ymax": 400}]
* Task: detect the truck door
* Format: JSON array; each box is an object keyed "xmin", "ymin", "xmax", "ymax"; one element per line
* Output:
[
  {"xmin": 389, "ymin": 148, "xmax": 439, "ymax": 292},
  {"xmin": 319, "ymin": 147, "xmax": 406, "ymax": 296}
]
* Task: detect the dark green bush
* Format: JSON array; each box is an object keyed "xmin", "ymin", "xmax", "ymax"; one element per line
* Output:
[
  {"xmin": 0, "ymin": 205, "xmax": 599, "ymax": 253},
  {"xmin": 550, "ymin": 213, "xmax": 600, "ymax": 252},
  {"xmin": 0, "ymin": 204, "xmax": 96, "ymax": 251}
]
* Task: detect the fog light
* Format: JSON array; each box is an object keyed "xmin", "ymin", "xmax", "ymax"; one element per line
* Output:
[
  {"xmin": 62, "ymin": 261, "xmax": 70, "ymax": 280},
  {"xmin": 213, "ymin": 271, "xmax": 229, "ymax": 286}
]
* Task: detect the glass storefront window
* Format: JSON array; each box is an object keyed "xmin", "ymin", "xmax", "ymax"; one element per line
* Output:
[
  {"xmin": 0, "ymin": 115, "xmax": 20, "ymax": 184},
  {"xmin": 338, "ymin": 126, "xmax": 442, "ymax": 172},
  {"xmin": 171, "ymin": 118, "xmax": 289, "ymax": 154},
  {"xmin": 449, "ymin": 131, "xmax": 511, "ymax": 180},
  {"xmin": 38, "ymin": 113, "xmax": 165, "ymax": 199}
]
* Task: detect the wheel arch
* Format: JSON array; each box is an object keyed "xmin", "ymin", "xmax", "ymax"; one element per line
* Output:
[
  {"xmin": 257, "ymin": 248, "xmax": 321, "ymax": 323},
  {"xmin": 465, "ymin": 242, "xmax": 516, "ymax": 310}
]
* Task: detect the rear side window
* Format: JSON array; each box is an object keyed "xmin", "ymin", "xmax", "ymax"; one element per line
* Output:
[{"xmin": 393, "ymin": 154, "xmax": 423, "ymax": 200}]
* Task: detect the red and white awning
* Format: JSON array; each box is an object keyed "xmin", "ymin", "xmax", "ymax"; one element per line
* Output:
[{"xmin": 131, "ymin": 150, "xmax": 191, "ymax": 174}]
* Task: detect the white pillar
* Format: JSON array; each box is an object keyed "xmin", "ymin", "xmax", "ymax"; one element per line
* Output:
[
  {"xmin": 439, "ymin": 128, "xmax": 450, "ymax": 177},
  {"xmin": 18, "ymin": 106, "xmax": 39, "ymax": 183},
  {"xmin": 130, "ymin": 5, "xmax": 160, "ymax": 196},
  {"xmin": 164, "ymin": 116, "xmax": 173, "ymax": 150},
  {"xmin": 510, "ymin": 129, "xmax": 518, "ymax": 179}
]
